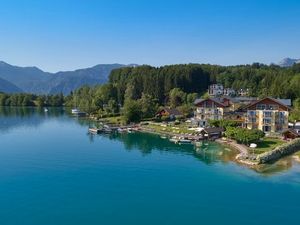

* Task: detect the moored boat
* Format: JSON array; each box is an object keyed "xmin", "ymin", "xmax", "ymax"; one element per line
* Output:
[{"xmin": 89, "ymin": 128, "xmax": 100, "ymax": 134}]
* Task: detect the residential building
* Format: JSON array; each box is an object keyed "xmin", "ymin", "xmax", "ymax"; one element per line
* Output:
[
  {"xmin": 156, "ymin": 108, "xmax": 182, "ymax": 120},
  {"xmin": 194, "ymin": 98, "xmax": 231, "ymax": 127},
  {"xmin": 243, "ymin": 97, "xmax": 290, "ymax": 133},
  {"xmin": 223, "ymin": 88, "xmax": 236, "ymax": 96},
  {"xmin": 208, "ymin": 84, "xmax": 224, "ymax": 96}
]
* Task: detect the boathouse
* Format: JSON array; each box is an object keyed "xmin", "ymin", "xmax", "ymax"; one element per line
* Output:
[{"xmin": 200, "ymin": 127, "xmax": 224, "ymax": 140}]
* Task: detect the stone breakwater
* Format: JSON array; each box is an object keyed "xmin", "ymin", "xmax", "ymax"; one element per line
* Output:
[{"xmin": 257, "ymin": 138, "xmax": 300, "ymax": 164}]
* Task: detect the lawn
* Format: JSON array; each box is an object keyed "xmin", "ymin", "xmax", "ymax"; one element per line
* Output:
[
  {"xmin": 145, "ymin": 122, "xmax": 195, "ymax": 135},
  {"xmin": 98, "ymin": 116, "xmax": 124, "ymax": 125},
  {"xmin": 251, "ymin": 137, "xmax": 286, "ymax": 154}
]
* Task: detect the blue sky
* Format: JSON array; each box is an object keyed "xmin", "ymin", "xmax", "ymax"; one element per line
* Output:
[{"xmin": 0, "ymin": 0, "xmax": 299, "ymax": 72}]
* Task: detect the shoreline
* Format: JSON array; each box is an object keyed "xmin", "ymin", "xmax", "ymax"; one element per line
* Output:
[
  {"xmin": 88, "ymin": 116, "xmax": 299, "ymax": 168},
  {"xmin": 215, "ymin": 139, "xmax": 258, "ymax": 166},
  {"xmin": 139, "ymin": 125, "xmax": 259, "ymax": 167}
]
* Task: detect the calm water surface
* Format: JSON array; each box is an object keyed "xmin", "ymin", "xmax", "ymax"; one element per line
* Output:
[{"xmin": 0, "ymin": 107, "xmax": 300, "ymax": 225}]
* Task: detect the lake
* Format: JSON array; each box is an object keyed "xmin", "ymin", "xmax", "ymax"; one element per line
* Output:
[{"xmin": 1, "ymin": 107, "xmax": 300, "ymax": 225}]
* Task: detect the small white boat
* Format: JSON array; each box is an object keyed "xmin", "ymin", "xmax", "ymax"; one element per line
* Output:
[
  {"xmin": 117, "ymin": 128, "xmax": 127, "ymax": 133},
  {"xmin": 44, "ymin": 108, "xmax": 48, "ymax": 112},
  {"xmin": 72, "ymin": 108, "xmax": 80, "ymax": 114},
  {"xmin": 169, "ymin": 136, "xmax": 179, "ymax": 143},
  {"xmin": 89, "ymin": 128, "xmax": 100, "ymax": 134},
  {"xmin": 127, "ymin": 128, "xmax": 134, "ymax": 133}
]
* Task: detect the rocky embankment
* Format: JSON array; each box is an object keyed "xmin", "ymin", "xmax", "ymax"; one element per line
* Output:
[{"xmin": 256, "ymin": 139, "xmax": 300, "ymax": 164}]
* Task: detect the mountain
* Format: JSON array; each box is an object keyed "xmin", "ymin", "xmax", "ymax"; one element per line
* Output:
[
  {"xmin": 277, "ymin": 58, "xmax": 300, "ymax": 67},
  {"xmin": 0, "ymin": 61, "xmax": 129, "ymax": 94},
  {"xmin": 0, "ymin": 77, "xmax": 23, "ymax": 93}
]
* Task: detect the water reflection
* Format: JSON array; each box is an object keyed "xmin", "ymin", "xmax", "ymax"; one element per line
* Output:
[
  {"xmin": 88, "ymin": 131, "xmax": 238, "ymax": 165},
  {"xmin": 0, "ymin": 106, "xmax": 65, "ymax": 133}
]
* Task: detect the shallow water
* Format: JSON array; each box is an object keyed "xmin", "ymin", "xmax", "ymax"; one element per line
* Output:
[{"xmin": 0, "ymin": 107, "xmax": 300, "ymax": 225}]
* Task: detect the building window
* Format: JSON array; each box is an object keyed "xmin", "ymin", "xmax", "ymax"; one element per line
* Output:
[
  {"xmin": 268, "ymin": 104, "xmax": 278, "ymax": 110},
  {"xmin": 248, "ymin": 111, "xmax": 256, "ymax": 116},
  {"xmin": 263, "ymin": 126, "xmax": 271, "ymax": 132},
  {"xmin": 263, "ymin": 111, "xmax": 272, "ymax": 117},
  {"xmin": 257, "ymin": 104, "xmax": 266, "ymax": 110},
  {"xmin": 278, "ymin": 111, "xmax": 285, "ymax": 117},
  {"xmin": 263, "ymin": 118, "xmax": 272, "ymax": 125}
]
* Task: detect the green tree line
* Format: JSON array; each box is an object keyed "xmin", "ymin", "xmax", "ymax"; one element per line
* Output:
[{"xmin": 0, "ymin": 93, "xmax": 64, "ymax": 107}]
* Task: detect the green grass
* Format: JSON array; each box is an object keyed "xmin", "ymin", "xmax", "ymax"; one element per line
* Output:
[
  {"xmin": 145, "ymin": 122, "xmax": 195, "ymax": 135},
  {"xmin": 99, "ymin": 116, "xmax": 124, "ymax": 125},
  {"xmin": 251, "ymin": 138, "xmax": 286, "ymax": 154}
]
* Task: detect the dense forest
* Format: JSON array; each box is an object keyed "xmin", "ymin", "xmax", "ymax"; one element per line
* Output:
[
  {"xmin": 2, "ymin": 63, "xmax": 300, "ymax": 122},
  {"xmin": 107, "ymin": 63, "xmax": 300, "ymax": 104}
]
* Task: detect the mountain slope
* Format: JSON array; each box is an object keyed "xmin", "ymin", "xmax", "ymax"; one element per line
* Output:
[
  {"xmin": 278, "ymin": 58, "xmax": 300, "ymax": 67},
  {"xmin": 0, "ymin": 61, "xmax": 128, "ymax": 94},
  {"xmin": 0, "ymin": 77, "xmax": 23, "ymax": 93},
  {"xmin": 0, "ymin": 61, "xmax": 50, "ymax": 93},
  {"xmin": 47, "ymin": 64, "xmax": 125, "ymax": 94}
]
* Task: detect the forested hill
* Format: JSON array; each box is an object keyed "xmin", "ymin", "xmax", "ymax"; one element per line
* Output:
[
  {"xmin": 109, "ymin": 64, "xmax": 210, "ymax": 104},
  {"xmin": 109, "ymin": 63, "xmax": 300, "ymax": 104}
]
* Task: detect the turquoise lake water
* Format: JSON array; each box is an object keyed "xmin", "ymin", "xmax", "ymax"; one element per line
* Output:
[{"xmin": 1, "ymin": 107, "xmax": 300, "ymax": 225}]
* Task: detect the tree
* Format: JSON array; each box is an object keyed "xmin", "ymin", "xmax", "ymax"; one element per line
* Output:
[
  {"xmin": 122, "ymin": 99, "xmax": 142, "ymax": 123},
  {"xmin": 36, "ymin": 96, "xmax": 45, "ymax": 107},
  {"xmin": 186, "ymin": 93, "xmax": 198, "ymax": 105},
  {"xmin": 169, "ymin": 88, "xmax": 187, "ymax": 108},
  {"xmin": 225, "ymin": 127, "xmax": 265, "ymax": 145},
  {"xmin": 139, "ymin": 93, "xmax": 158, "ymax": 119}
]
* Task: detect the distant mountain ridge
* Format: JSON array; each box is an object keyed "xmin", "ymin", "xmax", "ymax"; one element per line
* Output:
[
  {"xmin": 0, "ymin": 61, "xmax": 133, "ymax": 95},
  {"xmin": 277, "ymin": 58, "xmax": 300, "ymax": 67},
  {"xmin": 0, "ymin": 77, "xmax": 23, "ymax": 93}
]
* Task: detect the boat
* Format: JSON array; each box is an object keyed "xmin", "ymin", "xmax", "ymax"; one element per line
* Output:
[
  {"xmin": 71, "ymin": 108, "xmax": 86, "ymax": 117},
  {"xmin": 117, "ymin": 128, "xmax": 127, "ymax": 133},
  {"xmin": 89, "ymin": 128, "xmax": 100, "ymax": 134},
  {"xmin": 44, "ymin": 108, "xmax": 48, "ymax": 112},
  {"xmin": 178, "ymin": 138, "xmax": 192, "ymax": 144},
  {"xmin": 169, "ymin": 136, "xmax": 179, "ymax": 143},
  {"xmin": 72, "ymin": 108, "xmax": 80, "ymax": 114},
  {"xmin": 127, "ymin": 128, "xmax": 134, "ymax": 133},
  {"xmin": 103, "ymin": 128, "xmax": 113, "ymax": 133},
  {"xmin": 160, "ymin": 135, "xmax": 167, "ymax": 139}
]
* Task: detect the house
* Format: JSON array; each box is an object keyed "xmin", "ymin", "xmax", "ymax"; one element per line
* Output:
[
  {"xmin": 208, "ymin": 84, "xmax": 224, "ymax": 96},
  {"xmin": 156, "ymin": 108, "xmax": 182, "ymax": 120},
  {"xmin": 223, "ymin": 88, "xmax": 236, "ymax": 96},
  {"xmin": 243, "ymin": 97, "xmax": 291, "ymax": 133},
  {"xmin": 200, "ymin": 127, "xmax": 224, "ymax": 140},
  {"xmin": 282, "ymin": 129, "xmax": 300, "ymax": 140},
  {"xmin": 194, "ymin": 98, "xmax": 231, "ymax": 127}
]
